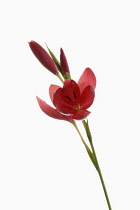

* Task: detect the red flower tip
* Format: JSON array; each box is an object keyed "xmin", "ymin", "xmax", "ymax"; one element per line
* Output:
[
  {"xmin": 29, "ymin": 40, "xmax": 58, "ymax": 75},
  {"xmin": 60, "ymin": 48, "xmax": 70, "ymax": 75}
]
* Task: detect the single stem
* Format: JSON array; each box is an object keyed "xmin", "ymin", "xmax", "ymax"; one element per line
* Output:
[
  {"xmin": 90, "ymin": 140, "xmax": 112, "ymax": 210},
  {"xmin": 73, "ymin": 121, "xmax": 89, "ymax": 148},
  {"xmin": 98, "ymin": 166, "xmax": 112, "ymax": 210},
  {"xmin": 72, "ymin": 121, "xmax": 97, "ymax": 168},
  {"xmin": 56, "ymin": 72, "xmax": 64, "ymax": 83},
  {"xmin": 82, "ymin": 120, "xmax": 112, "ymax": 210}
]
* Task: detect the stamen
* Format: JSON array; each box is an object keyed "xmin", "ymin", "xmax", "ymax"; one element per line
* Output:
[
  {"xmin": 73, "ymin": 91, "xmax": 77, "ymax": 99},
  {"xmin": 65, "ymin": 95, "xmax": 80, "ymax": 111},
  {"xmin": 65, "ymin": 96, "xmax": 72, "ymax": 102},
  {"xmin": 72, "ymin": 102, "xmax": 77, "ymax": 105}
]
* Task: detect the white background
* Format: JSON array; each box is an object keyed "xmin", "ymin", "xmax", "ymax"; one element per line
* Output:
[{"xmin": 0, "ymin": 0, "xmax": 140, "ymax": 209}]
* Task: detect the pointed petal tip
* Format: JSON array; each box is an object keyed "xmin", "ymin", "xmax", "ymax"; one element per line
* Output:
[
  {"xmin": 36, "ymin": 96, "xmax": 43, "ymax": 106},
  {"xmin": 36, "ymin": 96, "xmax": 39, "ymax": 101},
  {"xmin": 85, "ymin": 67, "xmax": 96, "ymax": 86},
  {"xmin": 60, "ymin": 48, "xmax": 63, "ymax": 53},
  {"xmin": 36, "ymin": 96, "xmax": 73, "ymax": 123},
  {"xmin": 28, "ymin": 40, "xmax": 32, "ymax": 46},
  {"xmin": 49, "ymin": 84, "xmax": 61, "ymax": 102},
  {"xmin": 28, "ymin": 40, "xmax": 36, "ymax": 45}
]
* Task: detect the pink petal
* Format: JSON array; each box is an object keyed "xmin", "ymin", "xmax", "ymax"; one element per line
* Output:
[
  {"xmin": 72, "ymin": 110, "xmax": 91, "ymax": 120},
  {"xmin": 36, "ymin": 96, "xmax": 73, "ymax": 122},
  {"xmin": 49, "ymin": 84, "xmax": 60, "ymax": 102},
  {"xmin": 80, "ymin": 86, "xmax": 95, "ymax": 110},
  {"xmin": 60, "ymin": 79, "xmax": 80, "ymax": 105},
  {"xmin": 78, "ymin": 68, "xmax": 96, "ymax": 93},
  {"xmin": 53, "ymin": 88, "xmax": 76, "ymax": 114}
]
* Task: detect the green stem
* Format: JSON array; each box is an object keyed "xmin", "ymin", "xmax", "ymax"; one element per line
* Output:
[
  {"xmin": 56, "ymin": 72, "xmax": 64, "ymax": 83},
  {"xmin": 72, "ymin": 121, "xmax": 98, "ymax": 169},
  {"xmin": 82, "ymin": 120, "xmax": 112, "ymax": 210},
  {"xmin": 73, "ymin": 121, "xmax": 86, "ymax": 146},
  {"xmin": 98, "ymin": 166, "xmax": 112, "ymax": 210},
  {"xmin": 90, "ymin": 140, "xmax": 112, "ymax": 210}
]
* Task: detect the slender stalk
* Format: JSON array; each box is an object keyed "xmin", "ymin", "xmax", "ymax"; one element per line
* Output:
[
  {"xmin": 72, "ymin": 121, "xmax": 98, "ymax": 169},
  {"xmin": 90, "ymin": 140, "xmax": 112, "ymax": 210},
  {"xmin": 98, "ymin": 167, "xmax": 112, "ymax": 210},
  {"xmin": 82, "ymin": 120, "xmax": 112, "ymax": 210},
  {"xmin": 56, "ymin": 72, "xmax": 64, "ymax": 83},
  {"xmin": 73, "ymin": 121, "xmax": 87, "ymax": 146}
]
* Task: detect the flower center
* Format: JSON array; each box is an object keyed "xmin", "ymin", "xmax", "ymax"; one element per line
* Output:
[{"xmin": 64, "ymin": 91, "xmax": 81, "ymax": 111}]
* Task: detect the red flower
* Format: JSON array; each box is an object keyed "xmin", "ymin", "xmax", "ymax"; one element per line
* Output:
[
  {"xmin": 36, "ymin": 68, "xmax": 96, "ymax": 121},
  {"xmin": 29, "ymin": 40, "xmax": 58, "ymax": 75}
]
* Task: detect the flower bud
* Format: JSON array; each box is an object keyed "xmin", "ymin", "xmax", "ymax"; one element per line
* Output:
[
  {"xmin": 29, "ymin": 40, "xmax": 58, "ymax": 74},
  {"xmin": 60, "ymin": 48, "xmax": 70, "ymax": 77}
]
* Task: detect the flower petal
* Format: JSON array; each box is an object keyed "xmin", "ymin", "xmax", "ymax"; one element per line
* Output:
[
  {"xmin": 80, "ymin": 86, "xmax": 95, "ymax": 110},
  {"xmin": 60, "ymin": 79, "xmax": 80, "ymax": 105},
  {"xmin": 78, "ymin": 68, "xmax": 96, "ymax": 93},
  {"xmin": 36, "ymin": 96, "xmax": 72, "ymax": 122},
  {"xmin": 72, "ymin": 110, "xmax": 91, "ymax": 120},
  {"xmin": 53, "ymin": 88, "xmax": 76, "ymax": 114},
  {"xmin": 49, "ymin": 84, "xmax": 60, "ymax": 102}
]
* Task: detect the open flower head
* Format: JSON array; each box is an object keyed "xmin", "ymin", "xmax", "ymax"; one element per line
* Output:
[{"xmin": 37, "ymin": 68, "xmax": 96, "ymax": 121}]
